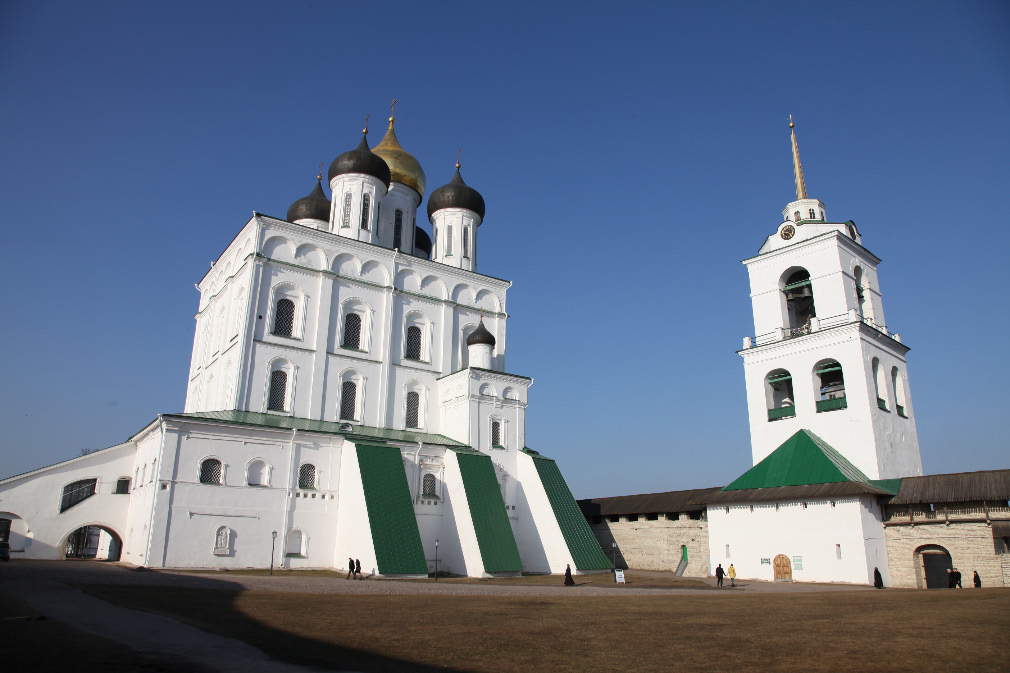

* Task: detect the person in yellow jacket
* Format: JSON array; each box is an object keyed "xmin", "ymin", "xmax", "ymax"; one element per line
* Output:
[{"xmin": 728, "ymin": 564, "xmax": 736, "ymax": 587}]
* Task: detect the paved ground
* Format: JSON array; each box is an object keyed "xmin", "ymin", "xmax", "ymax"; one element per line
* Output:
[{"xmin": 0, "ymin": 560, "xmax": 872, "ymax": 672}]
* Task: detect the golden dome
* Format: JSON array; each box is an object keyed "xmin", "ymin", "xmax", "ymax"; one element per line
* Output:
[{"xmin": 373, "ymin": 116, "xmax": 426, "ymax": 197}]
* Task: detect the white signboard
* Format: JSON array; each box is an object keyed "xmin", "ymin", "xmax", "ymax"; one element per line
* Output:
[{"xmin": 614, "ymin": 569, "xmax": 626, "ymax": 584}]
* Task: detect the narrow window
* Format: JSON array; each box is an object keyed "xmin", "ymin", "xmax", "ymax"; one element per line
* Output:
[
  {"xmin": 793, "ymin": 210, "xmax": 801, "ymax": 222},
  {"xmin": 608, "ymin": 515, "xmax": 620, "ymax": 523},
  {"xmin": 819, "ymin": 210, "xmax": 825, "ymax": 220},
  {"xmin": 342, "ymin": 313, "xmax": 361, "ymax": 349},
  {"xmin": 491, "ymin": 420, "xmax": 502, "ymax": 447},
  {"xmin": 273, "ymin": 298, "xmax": 295, "ymax": 337},
  {"xmin": 815, "ymin": 360, "xmax": 847, "ymax": 412},
  {"xmin": 341, "ymin": 193, "xmax": 352, "ymax": 227},
  {"xmin": 405, "ymin": 325, "xmax": 422, "ymax": 360},
  {"xmin": 60, "ymin": 479, "xmax": 97, "ymax": 512},
  {"xmin": 892, "ymin": 366, "xmax": 908, "ymax": 417},
  {"xmin": 422, "ymin": 473, "xmax": 437, "ymax": 498},
  {"xmin": 298, "ymin": 464, "xmax": 316, "ymax": 490},
  {"xmin": 445, "ymin": 225, "xmax": 453, "ymax": 255},
  {"xmin": 199, "ymin": 459, "xmax": 222, "ymax": 485},
  {"xmin": 340, "ymin": 381, "xmax": 357, "ymax": 420},
  {"xmin": 405, "ymin": 391, "xmax": 420, "ymax": 428},
  {"xmin": 286, "ymin": 530, "xmax": 304, "ymax": 557},
  {"xmin": 872, "ymin": 358, "xmax": 888, "ymax": 410},
  {"xmin": 836, "ymin": 543, "xmax": 842, "ymax": 559},
  {"xmin": 247, "ymin": 460, "xmax": 268, "ymax": 486},
  {"xmin": 0, "ymin": 518, "xmax": 10, "ymax": 543},
  {"xmin": 268, "ymin": 370, "xmax": 288, "ymax": 411},
  {"xmin": 463, "ymin": 227, "xmax": 470, "ymax": 258},
  {"xmin": 393, "ymin": 209, "xmax": 403, "ymax": 249},
  {"xmin": 360, "ymin": 193, "xmax": 370, "ymax": 230},
  {"xmin": 766, "ymin": 369, "xmax": 795, "ymax": 421},
  {"xmin": 626, "ymin": 514, "xmax": 639, "ymax": 522},
  {"xmin": 725, "ymin": 544, "xmax": 731, "ymax": 558},
  {"xmin": 783, "ymin": 269, "xmax": 816, "ymax": 332},
  {"xmin": 114, "ymin": 478, "xmax": 131, "ymax": 494},
  {"xmin": 808, "ymin": 208, "xmax": 816, "ymax": 219}
]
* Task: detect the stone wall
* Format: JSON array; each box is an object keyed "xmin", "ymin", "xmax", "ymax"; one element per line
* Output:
[
  {"xmin": 587, "ymin": 514, "xmax": 709, "ymax": 577},
  {"xmin": 884, "ymin": 520, "xmax": 1006, "ymax": 588}
]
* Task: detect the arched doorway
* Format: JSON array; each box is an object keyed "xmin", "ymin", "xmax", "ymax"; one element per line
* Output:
[
  {"xmin": 914, "ymin": 544, "xmax": 952, "ymax": 589},
  {"xmin": 63, "ymin": 525, "xmax": 122, "ymax": 561},
  {"xmin": 773, "ymin": 554, "xmax": 792, "ymax": 581}
]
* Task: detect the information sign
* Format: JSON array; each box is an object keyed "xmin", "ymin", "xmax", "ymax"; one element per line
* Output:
[{"xmin": 614, "ymin": 569, "xmax": 626, "ymax": 584}]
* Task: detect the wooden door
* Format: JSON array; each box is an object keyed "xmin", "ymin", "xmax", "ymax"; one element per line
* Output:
[{"xmin": 773, "ymin": 554, "xmax": 792, "ymax": 581}]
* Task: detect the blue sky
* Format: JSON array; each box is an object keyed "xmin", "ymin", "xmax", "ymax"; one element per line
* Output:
[{"xmin": 1, "ymin": 1, "xmax": 1008, "ymax": 497}]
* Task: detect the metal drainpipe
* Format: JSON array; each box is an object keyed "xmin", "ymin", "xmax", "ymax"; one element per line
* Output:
[
  {"xmin": 280, "ymin": 428, "xmax": 298, "ymax": 568},
  {"xmin": 414, "ymin": 442, "xmax": 423, "ymax": 499},
  {"xmin": 378, "ymin": 248, "xmax": 398, "ymax": 426}
]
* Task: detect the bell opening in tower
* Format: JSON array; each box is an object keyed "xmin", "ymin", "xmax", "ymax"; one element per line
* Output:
[{"xmin": 782, "ymin": 269, "xmax": 816, "ymax": 335}]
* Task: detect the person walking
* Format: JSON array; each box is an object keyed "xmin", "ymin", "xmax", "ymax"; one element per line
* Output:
[
  {"xmin": 973, "ymin": 570, "xmax": 981, "ymax": 588},
  {"xmin": 346, "ymin": 557, "xmax": 354, "ymax": 580},
  {"xmin": 953, "ymin": 567, "xmax": 962, "ymax": 588},
  {"xmin": 728, "ymin": 564, "xmax": 736, "ymax": 587},
  {"xmin": 355, "ymin": 558, "xmax": 362, "ymax": 579},
  {"xmin": 873, "ymin": 567, "xmax": 884, "ymax": 589},
  {"xmin": 715, "ymin": 564, "xmax": 725, "ymax": 587},
  {"xmin": 564, "ymin": 564, "xmax": 575, "ymax": 586}
]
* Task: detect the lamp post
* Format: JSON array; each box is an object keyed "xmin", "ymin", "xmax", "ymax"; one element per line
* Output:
[
  {"xmin": 434, "ymin": 538, "xmax": 439, "ymax": 582},
  {"xmin": 611, "ymin": 541, "xmax": 617, "ymax": 577},
  {"xmin": 270, "ymin": 531, "xmax": 277, "ymax": 576}
]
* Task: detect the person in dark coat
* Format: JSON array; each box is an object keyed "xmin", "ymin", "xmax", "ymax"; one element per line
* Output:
[
  {"xmin": 873, "ymin": 567, "xmax": 884, "ymax": 589},
  {"xmin": 953, "ymin": 567, "xmax": 962, "ymax": 588},
  {"xmin": 355, "ymin": 558, "xmax": 362, "ymax": 579},
  {"xmin": 947, "ymin": 568, "xmax": 955, "ymax": 588},
  {"xmin": 564, "ymin": 564, "xmax": 575, "ymax": 586},
  {"xmin": 715, "ymin": 564, "xmax": 725, "ymax": 587},
  {"xmin": 973, "ymin": 570, "xmax": 981, "ymax": 588},
  {"xmin": 347, "ymin": 557, "xmax": 354, "ymax": 580}
]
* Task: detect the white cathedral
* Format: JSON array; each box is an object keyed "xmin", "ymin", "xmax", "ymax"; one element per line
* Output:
[{"xmin": 0, "ymin": 108, "xmax": 613, "ymax": 577}]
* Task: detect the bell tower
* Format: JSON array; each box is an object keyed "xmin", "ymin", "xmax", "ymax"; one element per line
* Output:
[{"xmin": 738, "ymin": 119, "xmax": 923, "ymax": 480}]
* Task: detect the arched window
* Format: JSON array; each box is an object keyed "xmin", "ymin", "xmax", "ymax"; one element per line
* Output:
[
  {"xmin": 405, "ymin": 391, "xmax": 420, "ymax": 428},
  {"xmin": 341, "ymin": 192, "xmax": 352, "ymax": 227},
  {"xmin": 393, "ymin": 209, "xmax": 403, "ymax": 249},
  {"xmin": 273, "ymin": 298, "xmax": 295, "ymax": 337},
  {"xmin": 782, "ymin": 269, "xmax": 816, "ymax": 333},
  {"xmin": 360, "ymin": 193, "xmax": 370, "ymax": 230},
  {"xmin": 422, "ymin": 473, "xmax": 437, "ymax": 498},
  {"xmin": 793, "ymin": 210, "xmax": 801, "ymax": 222},
  {"xmin": 872, "ymin": 358, "xmax": 889, "ymax": 411},
  {"xmin": 766, "ymin": 369, "xmax": 796, "ymax": 421},
  {"xmin": 491, "ymin": 420, "xmax": 502, "ymax": 447},
  {"xmin": 463, "ymin": 227, "xmax": 470, "ymax": 259},
  {"xmin": 405, "ymin": 325, "xmax": 422, "ymax": 361},
  {"xmin": 114, "ymin": 477, "xmax": 131, "ymax": 494},
  {"xmin": 268, "ymin": 370, "xmax": 288, "ymax": 411},
  {"xmin": 286, "ymin": 529, "xmax": 305, "ymax": 557},
  {"xmin": 892, "ymin": 366, "xmax": 908, "ymax": 417},
  {"xmin": 247, "ymin": 459, "xmax": 269, "ymax": 486},
  {"xmin": 298, "ymin": 463, "xmax": 316, "ymax": 489},
  {"xmin": 342, "ymin": 313, "xmax": 361, "ymax": 349},
  {"xmin": 340, "ymin": 380, "xmax": 357, "ymax": 420},
  {"xmin": 445, "ymin": 225, "xmax": 453, "ymax": 256},
  {"xmin": 200, "ymin": 459, "xmax": 222, "ymax": 484},
  {"xmin": 214, "ymin": 526, "xmax": 230, "ymax": 555},
  {"xmin": 0, "ymin": 518, "xmax": 11, "ymax": 543},
  {"xmin": 819, "ymin": 210, "xmax": 825, "ymax": 220},
  {"xmin": 815, "ymin": 360, "xmax": 847, "ymax": 412},
  {"xmin": 808, "ymin": 208, "xmax": 816, "ymax": 219}
]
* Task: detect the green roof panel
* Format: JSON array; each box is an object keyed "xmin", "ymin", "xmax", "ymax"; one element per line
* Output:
[
  {"xmin": 723, "ymin": 429, "xmax": 871, "ymax": 491},
  {"xmin": 529, "ymin": 453, "xmax": 613, "ymax": 571},
  {"xmin": 454, "ymin": 451, "xmax": 523, "ymax": 574},
  {"xmin": 355, "ymin": 443, "xmax": 428, "ymax": 575}
]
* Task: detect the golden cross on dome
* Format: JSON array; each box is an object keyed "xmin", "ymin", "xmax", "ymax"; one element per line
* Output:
[
  {"xmin": 789, "ymin": 114, "xmax": 795, "ymax": 129},
  {"xmin": 317, "ymin": 162, "xmax": 323, "ymax": 181},
  {"xmin": 390, "ymin": 98, "xmax": 397, "ymax": 122},
  {"xmin": 456, "ymin": 147, "xmax": 461, "ymax": 169},
  {"xmin": 363, "ymin": 114, "xmax": 370, "ymax": 135}
]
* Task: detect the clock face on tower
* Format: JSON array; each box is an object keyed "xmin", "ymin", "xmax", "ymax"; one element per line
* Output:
[{"xmin": 781, "ymin": 225, "xmax": 795, "ymax": 240}]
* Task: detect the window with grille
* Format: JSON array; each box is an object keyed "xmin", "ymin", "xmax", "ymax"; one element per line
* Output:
[
  {"xmin": 340, "ymin": 381, "xmax": 357, "ymax": 420},
  {"xmin": 298, "ymin": 464, "xmax": 316, "ymax": 489},
  {"xmin": 491, "ymin": 420, "xmax": 502, "ymax": 447},
  {"xmin": 463, "ymin": 227, "xmax": 470, "ymax": 258},
  {"xmin": 268, "ymin": 370, "xmax": 288, "ymax": 411},
  {"xmin": 199, "ymin": 459, "xmax": 222, "ymax": 484},
  {"xmin": 360, "ymin": 193, "xmax": 370, "ymax": 230},
  {"xmin": 114, "ymin": 478, "xmax": 130, "ymax": 494},
  {"xmin": 445, "ymin": 225, "xmax": 453, "ymax": 255},
  {"xmin": 342, "ymin": 193, "xmax": 352, "ymax": 227},
  {"xmin": 60, "ymin": 479, "xmax": 97, "ymax": 512},
  {"xmin": 406, "ymin": 391, "xmax": 420, "ymax": 428},
  {"xmin": 422, "ymin": 473, "xmax": 437, "ymax": 498},
  {"xmin": 393, "ymin": 209, "xmax": 403, "ymax": 249},
  {"xmin": 0, "ymin": 518, "xmax": 11, "ymax": 543},
  {"xmin": 342, "ymin": 313, "xmax": 361, "ymax": 349},
  {"xmin": 273, "ymin": 299, "xmax": 295, "ymax": 336},
  {"xmin": 405, "ymin": 325, "xmax": 422, "ymax": 360},
  {"xmin": 809, "ymin": 208, "xmax": 816, "ymax": 219}
]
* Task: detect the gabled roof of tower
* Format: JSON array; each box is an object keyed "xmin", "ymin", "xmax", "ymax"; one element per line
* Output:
[{"xmin": 723, "ymin": 429, "xmax": 872, "ymax": 491}]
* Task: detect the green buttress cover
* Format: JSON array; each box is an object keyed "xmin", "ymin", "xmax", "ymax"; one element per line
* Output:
[
  {"xmin": 454, "ymin": 452, "xmax": 523, "ymax": 573},
  {"xmin": 529, "ymin": 454, "xmax": 613, "ymax": 571},
  {"xmin": 355, "ymin": 444, "xmax": 428, "ymax": 575}
]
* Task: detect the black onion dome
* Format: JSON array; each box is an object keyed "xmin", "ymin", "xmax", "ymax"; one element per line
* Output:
[
  {"xmin": 466, "ymin": 319, "xmax": 496, "ymax": 348},
  {"xmin": 426, "ymin": 166, "xmax": 486, "ymax": 221},
  {"xmin": 413, "ymin": 226, "xmax": 432, "ymax": 259},
  {"xmin": 286, "ymin": 178, "xmax": 331, "ymax": 222},
  {"xmin": 327, "ymin": 134, "xmax": 391, "ymax": 188}
]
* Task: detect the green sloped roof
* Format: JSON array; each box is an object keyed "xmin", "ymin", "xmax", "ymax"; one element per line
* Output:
[
  {"xmin": 355, "ymin": 443, "xmax": 428, "ymax": 575},
  {"xmin": 454, "ymin": 452, "xmax": 523, "ymax": 573},
  {"xmin": 528, "ymin": 453, "xmax": 613, "ymax": 571},
  {"xmin": 167, "ymin": 410, "xmax": 466, "ymax": 446},
  {"xmin": 723, "ymin": 430, "xmax": 871, "ymax": 491}
]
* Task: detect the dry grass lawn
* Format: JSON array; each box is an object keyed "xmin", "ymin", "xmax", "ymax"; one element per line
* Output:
[{"xmin": 83, "ymin": 584, "xmax": 1010, "ymax": 673}]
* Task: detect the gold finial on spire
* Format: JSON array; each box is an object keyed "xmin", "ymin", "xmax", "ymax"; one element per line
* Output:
[
  {"xmin": 362, "ymin": 114, "xmax": 370, "ymax": 136},
  {"xmin": 389, "ymin": 98, "xmax": 397, "ymax": 126},
  {"xmin": 456, "ymin": 147, "xmax": 461, "ymax": 170},
  {"xmin": 317, "ymin": 162, "xmax": 323, "ymax": 181},
  {"xmin": 789, "ymin": 115, "xmax": 807, "ymax": 200}
]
